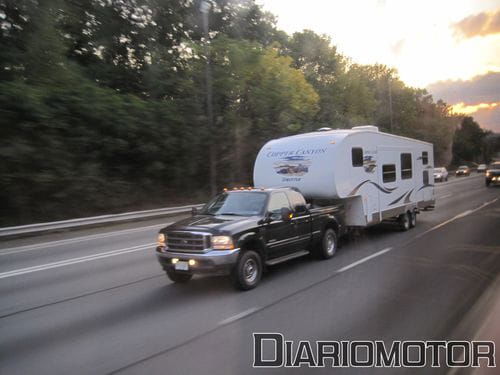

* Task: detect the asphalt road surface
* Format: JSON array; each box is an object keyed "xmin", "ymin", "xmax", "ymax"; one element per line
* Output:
[{"xmin": 1, "ymin": 174, "xmax": 499, "ymax": 374}]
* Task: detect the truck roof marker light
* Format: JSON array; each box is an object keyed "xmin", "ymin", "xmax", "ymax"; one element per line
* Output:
[
  {"xmin": 239, "ymin": 187, "xmax": 245, "ymax": 190},
  {"xmin": 233, "ymin": 187, "xmax": 238, "ymax": 190}
]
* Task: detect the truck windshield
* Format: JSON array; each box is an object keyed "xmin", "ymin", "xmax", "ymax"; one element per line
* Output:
[{"xmin": 201, "ymin": 192, "xmax": 267, "ymax": 216}]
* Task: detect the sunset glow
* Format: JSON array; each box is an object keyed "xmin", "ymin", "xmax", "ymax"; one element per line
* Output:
[
  {"xmin": 450, "ymin": 102, "xmax": 500, "ymax": 115},
  {"xmin": 258, "ymin": 0, "xmax": 500, "ymax": 88}
]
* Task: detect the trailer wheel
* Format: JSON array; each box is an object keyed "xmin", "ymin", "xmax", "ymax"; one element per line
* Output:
[
  {"xmin": 398, "ymin": 212, "xmax": 411, "ymax": 231},
  {"xmin": 319, "ymin": 228, "xmax": 338, "ymax": 259},
  {"xmin": 231, "ymin": 250, "xmax": 262, "ymax": 291},
  {"xmin": 166, "ymin": 269, "xmax": 192, "ymax": 283},
  {"xmin": 409, "ymin": 211, "xmax": 417, "ymax": 228}
]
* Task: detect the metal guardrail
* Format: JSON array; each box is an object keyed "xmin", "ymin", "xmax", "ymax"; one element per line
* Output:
[{"xmin": 0, "ymin": 204, "xmax": 205, "ymax": 237}]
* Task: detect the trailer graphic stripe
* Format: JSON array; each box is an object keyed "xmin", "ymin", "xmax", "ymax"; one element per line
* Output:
[
  {"xmin": 417, "ymin": 184, "xmax": 434, "ymax": 191},
  {"xmin": 389, "ymin": 192, "xmax": 407, "ymax": 206},
  {"xmin": 404, "ymin": 189, "xmax": 414, "ymax": 203},
  {"xmin": 348, "ymin": 180, "xmax": 397, "ymax": 196}
]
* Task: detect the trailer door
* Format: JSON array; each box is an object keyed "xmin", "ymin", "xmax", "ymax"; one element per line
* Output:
[{"xmin": 377, "ymin": 148, "xmax": 401, "ymax": 219}]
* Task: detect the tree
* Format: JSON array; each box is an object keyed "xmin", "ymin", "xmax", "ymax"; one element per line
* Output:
[{"xmin": 452, "ymin": 116, "xmax": 487, "ymax": 165}]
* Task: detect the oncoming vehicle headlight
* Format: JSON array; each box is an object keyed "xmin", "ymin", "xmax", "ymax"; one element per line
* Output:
[
  {"xmin": 486, "ymin": 171, "xmax": 491, "ymax": 177},
  {"xmin": 157, "ymin": 233, "xmax": 166, "ymax": 247},
  {"xmin": 212, "ymin": 236, "xmax": 234, "ymax": 250}
]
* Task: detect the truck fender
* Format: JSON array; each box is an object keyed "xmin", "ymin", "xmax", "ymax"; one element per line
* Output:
[
  {"xmin": 322, "ymin": 215, "xmax": 342, "ymax": 237},
  {"xmin": 237, "ymin": 232, "xmax": 267, "ymax": 260}
]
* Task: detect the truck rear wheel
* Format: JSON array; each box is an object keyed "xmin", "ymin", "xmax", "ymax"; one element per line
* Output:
[
  {"xmin": 231, "ymin": 250, "xmax": 262, "ymax": 290},
  {"xmin": 319, "ymin": 228, "xmax": 338, "ymax": 259},
  {"xmin": 398, "ymin": 212, "xmax": 411, "ymax": 231},
  {"xmin": 166, "ymin": 269, "xmax": 192, "ymax": 283}
]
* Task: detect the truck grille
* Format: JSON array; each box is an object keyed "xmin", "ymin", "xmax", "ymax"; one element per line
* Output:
[{"xmin": 166, "ymin": 232, "xmax": 211, "ymax": 253}]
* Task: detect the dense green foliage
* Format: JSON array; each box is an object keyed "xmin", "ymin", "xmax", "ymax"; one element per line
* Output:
[
  {"xmin": 0, "ymin": 0, "xmax": 490, "ymax": 225},
  {"xmin": 452, "ymin": 116, "xmax": 498, "ymax": 165}
]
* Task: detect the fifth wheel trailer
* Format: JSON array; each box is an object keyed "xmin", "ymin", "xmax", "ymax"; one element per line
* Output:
[{"xmin": 253, "ymin": 126, "xmax": 435, "ymax": 228}]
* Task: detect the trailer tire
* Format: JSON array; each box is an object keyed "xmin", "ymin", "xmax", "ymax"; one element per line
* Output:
[
  {"xmin": 409, "ymin": 211, "xmax": 417, "ymax": 228},
  {"xmin": 398, "ymin": 212, "xmax": 411, "ymax": 231},
  {"xmin": 166, "ymin": 269, "xmax": 192, "ymax": 283},
  {"xmin": 231, "ymin": 250, "xmax": 262, "ymax": 291},
  {"xmin": 319, "ymin": 228, "xmax": 338, "ymax": 259}
]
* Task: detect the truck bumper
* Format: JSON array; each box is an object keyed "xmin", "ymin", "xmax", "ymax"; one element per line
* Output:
[{"xmin": 156, "ymin": 247, "xmax": 240, "ymax": 276}]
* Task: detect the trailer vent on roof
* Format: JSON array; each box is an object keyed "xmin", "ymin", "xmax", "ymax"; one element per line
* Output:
[
  {"xmin": 351, "ymin": 125, "xmax": 379, "ymax": 132},
  {"xmin": 316, "ymin": 127, "xmax": 332, "ymax": 132}
]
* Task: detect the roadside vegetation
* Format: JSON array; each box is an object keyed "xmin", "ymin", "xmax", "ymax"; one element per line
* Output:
[{"xmin": 0, "ymin": 0, "xmax": 497, "ymax": 225}]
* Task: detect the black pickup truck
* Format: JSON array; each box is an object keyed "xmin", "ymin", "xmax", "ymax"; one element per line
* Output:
[{"xmin": 156, "ymin": 187, "xmax": 345, "ymax": 290}]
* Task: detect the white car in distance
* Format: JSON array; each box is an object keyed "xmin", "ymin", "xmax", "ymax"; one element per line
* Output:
[{"xmin": 434, "ymin": 167, "xmax": 448, "ymax": 182}]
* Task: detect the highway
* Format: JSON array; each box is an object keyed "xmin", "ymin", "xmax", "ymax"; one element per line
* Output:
[{"xmin": 0, "ymin": 174, "xmax": 499, "ymax": 374}]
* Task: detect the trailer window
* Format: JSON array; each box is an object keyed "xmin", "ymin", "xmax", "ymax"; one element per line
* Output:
[
  {"xmin": 401, "ymin": 153, "xmax": 412, "ymax": 179},
  {"xmin": 382, "ymin": 164, "xmax": 396, "ymax": 183},
  {"xmin": 422, "ymin": 151, "xmax": 428, "ymax": 165},
  {"xmin": 423, "ymin": 170, "xmax": 429, "ymax": 185},
  {"xmin": 352, "ymin": 148, "xmax": 363, "ymax": 167}
]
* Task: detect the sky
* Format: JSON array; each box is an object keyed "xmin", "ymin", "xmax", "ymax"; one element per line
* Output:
[{"xmin": 257, "ymin": 0, "xmax": 500, "ymax": 131}]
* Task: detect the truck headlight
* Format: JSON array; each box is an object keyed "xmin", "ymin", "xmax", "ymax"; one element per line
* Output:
[
  {"xmin": 212, "ymin": 236, "xmax": 234, "ymax": 250},
  {"xmin": 157, "ymin": 233, "xmax": 166, "ymax": 247}
]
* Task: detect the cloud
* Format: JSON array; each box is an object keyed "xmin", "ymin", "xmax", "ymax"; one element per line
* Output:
[
  {"xmin": 390, "ymin": 39, "xmax": 405, "ymax": 56},
  {"xmin": 427, "ymin": 71, "xmax": 500, "ymax": 105},
  {"xmin": 427, "ymin": 72, "xmax": 500, "ymax": 132},
  {"xmin": 453, "ymin": 9, "xmax": 500, "ymax": 38},
  {"xmin": 471, "ymin": 105, "xmax": 500, "ymax": 132}
]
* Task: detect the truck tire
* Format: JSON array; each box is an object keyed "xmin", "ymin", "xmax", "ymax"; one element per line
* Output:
[
  {"xmin": 398, "ymin": 212, "xmax": 410, "ymax": 231},
  {"xmin": 166, "ymin": 269, "xmax": 192, "ymax": 283},
  {"xmin": 409, "ymin": 211, "xmax": 417, "ymax": 228},
  {"xmin": 486, "ymin": 180, "xmax": 490, "ymax": 187},
  {"xmin": 319, "ymin": 228, "xmax": 338, "ymax": 259},
  {"xmin": 231, "ymin": 250, "xmax": 262, "ymax": 290}
]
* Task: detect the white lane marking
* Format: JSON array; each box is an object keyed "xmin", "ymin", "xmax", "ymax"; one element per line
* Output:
[
  {"xmin": 213, "ymin": 197, "xmax": 499, "ymax": 328},
  {"xmin": 0, "ymin": 243, "xmax": 154, "ymax": 279},
  {"xmin": 215, "ymin": 248, "xmax": 394, "ymax": 326},
  {"xmin": 0, "ymin": 223, "xmax": 171, "ymax": 256},
  {"xmin": 336, "ymin": 247, "xmax": 393, "ymax": 273},
  {"xmin": 438, "ymin": 194, "xmax": 452, "ymax": 199},
  {"xmin": 218, "ymin": 307, "xmax": 261, "ymax": 326},
  {"xmin": 415, "ymin": 198, "xmax": 499, "ymax": 240}
]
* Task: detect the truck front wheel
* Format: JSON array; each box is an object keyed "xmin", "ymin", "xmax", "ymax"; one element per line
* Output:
[
  {"xmin": 319, "ymin": 228, "xmax": 338, "ymax": 259},
  {"xmin": 231, "ymin": 250, "xmax": 262, "ymax": 290},
  {"xmin": 166, "ymin": 269, "xmax": 192, "ymax": 283}
]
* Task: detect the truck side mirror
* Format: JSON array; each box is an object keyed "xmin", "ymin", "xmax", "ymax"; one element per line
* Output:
[
  {"xmin": 191, "ymin": 207, "xmax": 198, "ymax": 216},
  {"xmin": 281, "ymin": 207, "xmax": 292, "ymax": 222},
  {"xmin": 295, "ymin": 204, "xmax": 307, "ymax": 214}
]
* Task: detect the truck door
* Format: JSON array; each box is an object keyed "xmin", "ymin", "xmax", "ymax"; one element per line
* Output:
[
  {"xmin": 264, "ymin": 192, "xmax": 298, "ymax": 259},
  {"xmin": 287, "ymin": 190, "xmax": 311, "ymax": 249}
]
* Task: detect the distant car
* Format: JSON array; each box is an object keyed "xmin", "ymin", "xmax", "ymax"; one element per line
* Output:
[
  {"xmin": 485, "ymin": 161, "xmax": 500, "ymax": 187},
  {"xmin": 455, "ymin": 165, "xmax": 470, "ymax": 177},
  {"xmin": 433, "ymin": 167, "xmax": 448, "ymax": 182},
  {"xmin": 477, "ymin": 164, "xmax": 487, "ymax": 173}
]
